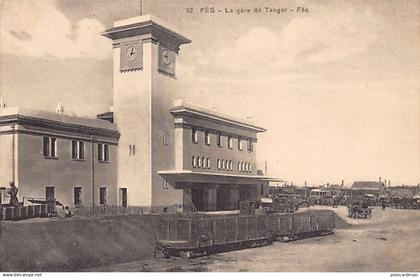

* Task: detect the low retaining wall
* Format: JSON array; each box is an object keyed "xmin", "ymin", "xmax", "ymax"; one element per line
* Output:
[
  {"xmin": 0, "ymin": 215, "xmax": 160, "ymax": 272},
  {"xmin": 1, "ymin": 204, "xmax": 49, "ymax": 221}
]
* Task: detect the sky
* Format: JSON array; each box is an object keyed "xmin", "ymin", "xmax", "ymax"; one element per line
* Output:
[{"xmin": 0, "ymin": 0, "xmax": 419, "ymax": 186}]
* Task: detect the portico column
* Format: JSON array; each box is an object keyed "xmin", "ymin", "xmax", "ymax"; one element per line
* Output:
[
  {"xmin": 207, "ymin": 187, "xmax": 217, "ymax": 211},
  {"xmin": 183, "ymin": 186, "xmax": 193, "ymax": 213}
]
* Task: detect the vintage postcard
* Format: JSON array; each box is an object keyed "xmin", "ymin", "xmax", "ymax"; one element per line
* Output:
[{"xmin": 0, "ymin": 0, "xmax": 419, "ymax": 275}]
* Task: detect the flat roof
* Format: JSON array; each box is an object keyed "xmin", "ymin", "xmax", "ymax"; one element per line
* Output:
[
  {"xmin": 170, "ymin": 101, "xmax": 266, "ymax": 133},
  {"xmin": 158, "ymin": 170, "xmax": 281, "ymax": 185},
  {"xmin": 0, "ymin": 107, "xmax": 119, "ymax": 137}
]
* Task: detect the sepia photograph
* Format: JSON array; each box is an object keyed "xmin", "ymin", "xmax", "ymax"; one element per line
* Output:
[{"xmin": 0, "ymin": 0, "xmax": 419, "ymax": 274}]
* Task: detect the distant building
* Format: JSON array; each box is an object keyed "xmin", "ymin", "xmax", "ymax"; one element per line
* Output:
[{"xmin": 351, "ymin": 181, "xmax": 386, "ymax": 197}]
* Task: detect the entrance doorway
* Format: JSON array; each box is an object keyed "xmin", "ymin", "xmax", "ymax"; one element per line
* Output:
[
  {"xmin": 191, "ymin": 188, "xmax": 205, "ymax": 211},
  {"xmin": 119, "ymin": 188, "xmax": 127, "ymax": 208},
  {"xmin": 45, "ymin": 186, "xmax": 55, "ymax": 202},
  {"xmin": 216, "ymin": 188, "xmax": 230, "ymax": 211},
  {"xmin": 45, "ymin": 186, "xmax": 56, "ymax": 214}
]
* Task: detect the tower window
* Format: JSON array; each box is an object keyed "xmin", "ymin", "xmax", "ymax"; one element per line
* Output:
[
  {"xmin": 128, "ymin": 144, "xmax": 136, "ymax": 156},
  {"xmin": 163, "ymin": 135, "xmax": 169, "ymax": 146}
]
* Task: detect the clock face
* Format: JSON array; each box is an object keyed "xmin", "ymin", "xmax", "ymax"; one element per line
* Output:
[
  {"xmin": 161, "ymin": 48, "xmax": 171, "ymax": 65},
  {"xmin": 126, "ymin": 46, "xmax": 138, "ymax": 62}
]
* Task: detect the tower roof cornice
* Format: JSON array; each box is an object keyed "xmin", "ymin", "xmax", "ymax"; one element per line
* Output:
[{"xmin": 101, "ymin": 14, "xmax": 191, "ymax": 52}]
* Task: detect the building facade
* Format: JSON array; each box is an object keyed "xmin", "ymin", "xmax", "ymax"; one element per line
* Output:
[
  {"xmin": 0, "ymin": 107, "xmax": 119, "ymax": 207},
  {"xmin": 0, "ymin": 14, "xmax": 272, "ymax": 212}
]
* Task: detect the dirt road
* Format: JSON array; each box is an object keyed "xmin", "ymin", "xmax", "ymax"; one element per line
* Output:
[{"xmin": 87, "ymin": 207, "xmax": 420, "ymax": 272}]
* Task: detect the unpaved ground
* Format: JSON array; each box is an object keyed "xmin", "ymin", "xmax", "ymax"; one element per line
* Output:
[{"xmin": 87, "ymin": 206, "xmax": 420, "ymax": 272}]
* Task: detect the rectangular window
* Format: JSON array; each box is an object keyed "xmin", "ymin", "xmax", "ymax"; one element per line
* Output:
[
  {"xmin": 98, "ymin": 144, "xmax": 109, "ymax": 162},
  {"xmin": 99, "ymin": 187, "xmax": 107, "ymax": 205},
  {"xmin": 71, "ymin": 140, "xmax": 85, "ymax": 160},
  {"xmin": 238, "ymin": 138, "xmax": 243, "ymax": 151},
  {"xmin": 74, "ymin": 187, "xmax": 82, "ymax": 206},
  {"xmin": 248, "ymin": 138, "xmax": 253, "ymax": 152},
  {"xmin": 104, "ymin": 145, "xmax": 109, "ymax": 161},
  {"xmin": 192, "ymin": 128, "xmax": 198, "ymax": 143},
  {"xmin": 43, "ymin": 137, "xmax": 57, "ymax": 158},
  {"xmin": 205, "ymin": 131, "xmax": 211, "ymax": 145},
  {"xmin": 228, "ymin": 136, "xmax": 233, "ymax": 149},
  {"xmin": 79, "ymin": 141, "xmax": 84, "ymax": 159},
  {"xmin": 98, "ymin": 144, "xmax": 103, "ymax": 160},
  {"xmin": 50, "ymin": 138, "xmax": 56, "ymax": 157},
  {"xmin": 217, "ymin": 132, "xmax": 221, "ymax": 147},
  {"xmin": 260, "ymin": 184, "xmax": 264, "ymax": 196},
  {"xmin": 43, "ymin": 137, "xmax": 50, "ymax": 157},
  {"xmin": 71, "ymin": 141, "xmax": 77, "ymax": 159}
]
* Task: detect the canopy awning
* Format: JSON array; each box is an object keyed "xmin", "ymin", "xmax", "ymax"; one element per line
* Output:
[{"xmin": 158, "ymin": 170, "xmax": 282, "ymax": 186}]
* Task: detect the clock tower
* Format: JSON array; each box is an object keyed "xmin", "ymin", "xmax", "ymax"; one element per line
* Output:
[{"xmin": 102, "ymin": 15, "xmax": 190, "ymax": 209}]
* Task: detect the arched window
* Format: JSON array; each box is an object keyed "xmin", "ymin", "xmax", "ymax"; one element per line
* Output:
[
  {"xmin": 222, "ymin": 159, "xmax": 225, "ymax": 170},
  {"xmin": 238, "ymin": 161, "xmax": 241, "ymax": 171},
  {"xmin": 207, "ymin": 157, "xmax": 211, "ymax": 169},
  {"xmin": 217, "ymin": 159, "xmax": 221, "ymax": 170},
  {"xmin": 197, "ymin": 156, "xmax": 201, "ymax": 168},
  {"xmin": 202, "ymin": 157, "xmax": 206, "ymax": 168},
  {"xmin": 192, "ymin": 156, "xmax": 196, "ymax": 167},
  {"xmin": 249, "ymin": 163, "xmax": 252, "ymax": 172}
]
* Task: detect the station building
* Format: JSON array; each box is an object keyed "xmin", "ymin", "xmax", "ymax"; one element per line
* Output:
[{"xmin": 0, "ymin": 14, "xmax": 273, "ymax": 212}]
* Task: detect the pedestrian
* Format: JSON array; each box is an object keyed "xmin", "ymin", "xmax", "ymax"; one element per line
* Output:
[
  {"xmin": 381, "ymin": 199, "xmax": 386, "ymax": 210},
  {"xmin": 63, "ymin": 206, "xmax": 73, "ymax": 218},
  {"xmin": 7, "ymin": 181, "xmax": 19, "ymax": 207},
  {"xmin": 332, "ymin": 196, "xmax": 338, "ymax": 208}
]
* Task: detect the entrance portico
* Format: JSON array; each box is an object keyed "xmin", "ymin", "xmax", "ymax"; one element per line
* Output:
[{"xmin": 159, "ymin": 170, "xmax": 273, "ymax": 212}]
